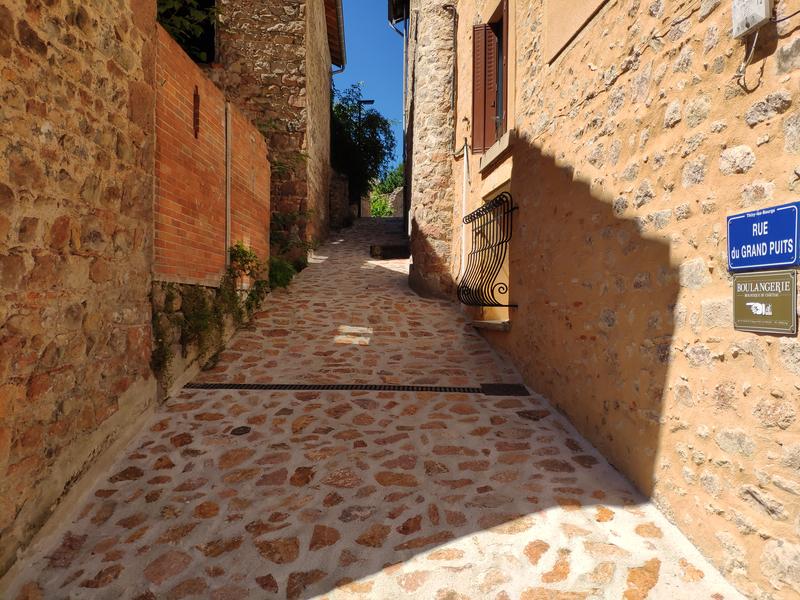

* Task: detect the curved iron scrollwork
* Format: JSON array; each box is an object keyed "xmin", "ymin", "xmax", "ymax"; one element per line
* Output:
[{"xmin": 457, "ymin": 192, "xmax": 517, "ymax": 307}]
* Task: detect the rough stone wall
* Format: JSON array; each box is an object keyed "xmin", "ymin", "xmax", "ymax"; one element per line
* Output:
[
  {"xmin": 0, "ymin": 0, "xmax": 156, "ymax": 576},
  {"xmin": 329, "ymin": 171, "xmax": 351, "ymax": 230},
  {"xmin": 417, "ymin": 0, "xmax": 800, "ymax": 596},
  {"xmin": 390, "ymin": 187, "xmax": 405, "ymax": 218},
  {"xmin": 305, "ymin": 0, "xmax": 332, "ymax": 243},
  {"xmin": 212, "ymin": 0, "xmax": 331, "ymax": 247},
  {"xmin": 150, "ymin": 280, "xmax": 240, "ymax": 400},
  {"xmin": 407, "ymin": 0, "xmax": 457, "ymax": 298}
]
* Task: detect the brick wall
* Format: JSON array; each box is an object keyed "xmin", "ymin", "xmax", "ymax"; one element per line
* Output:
[
  {"xmin": 0, "ymin": 0, "xmax": 156, "ymax": 576},
  {"xmin": 211, "ymin": 0, "xmax": 308, "ymax": 234},
  {"xmin": 230, "ymin": 108, "xmax": 270, "ymax": 261},
  {"xmin": 155, "ymin": 26, "xmax": 226, "ymax": 286},
  {"xmin": 154, "ymin": 26, "xmax": 270, "ymax": 286}
]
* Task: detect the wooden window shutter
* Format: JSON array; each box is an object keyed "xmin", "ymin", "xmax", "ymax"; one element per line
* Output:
[
  {"xmin": 485, "ymin": 27, "xmax": 498, "ymax": 149},
  {"xmin": 472, "ymin": 25, "xmax": 488, "ymax": 153}
]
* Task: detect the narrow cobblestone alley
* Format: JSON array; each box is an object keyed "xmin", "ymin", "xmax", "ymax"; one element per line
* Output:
[{"xmin": 4, "ymin": 220, "xmax": 743, "ymax": 600}]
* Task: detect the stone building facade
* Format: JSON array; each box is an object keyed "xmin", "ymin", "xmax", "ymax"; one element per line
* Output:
[
  {"xmin": 395, "ymin": 0, "xmax": 800, "ymax": 596},
  {"xmin": 0, "ymin": 0, "xmax": 157, "ymax": 576},
  {"xmin": 400, "ymin": 0, "xmax": 458, "ymax": 297},
  {"xmin": 208, "ymin": 0, "xmax": 346, "ymax": 247}
]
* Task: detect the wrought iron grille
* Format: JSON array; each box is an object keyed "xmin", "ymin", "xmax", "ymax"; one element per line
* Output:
[{"xmin": 457, "ymin": 191, "xmax": 517, "ymax": 307}]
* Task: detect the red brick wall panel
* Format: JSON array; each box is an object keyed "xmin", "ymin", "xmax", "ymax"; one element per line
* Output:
[
  {"xmin": 230, "ymin": 107, "xmax": 270, "ymax": 260},
  {"xmin": 155, "ymin": 26, "xmax": 270, "ymax": 285},
  {"xmin": 157, "ymin": 28, "xmax": 222, "ymax": 285}
]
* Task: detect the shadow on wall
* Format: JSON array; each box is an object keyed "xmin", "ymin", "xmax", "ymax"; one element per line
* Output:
[
  {"xmin": 408, "ymin": 216, "xmax": 456, "ymax": 299},
  {"xmin": 482, "ymin": 133, "xmax": 680, "ymax": 497}
]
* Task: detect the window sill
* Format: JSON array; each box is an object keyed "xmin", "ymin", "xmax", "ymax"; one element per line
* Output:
[
  {"xmin": 471, "ymin": 319, "xmax": 511, "ymax": 332},
  {"xmin": 479, "ymin": 129, "xmax": 515, "ymax": 175}
]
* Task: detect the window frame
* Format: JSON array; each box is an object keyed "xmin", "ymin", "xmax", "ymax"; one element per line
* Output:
[{"xmin": 472, "ymin": 0, "xmax": 509, "ymax": 154}]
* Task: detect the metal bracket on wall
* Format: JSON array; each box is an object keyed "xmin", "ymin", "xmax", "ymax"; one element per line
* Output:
[{"xmin": 457, "ymin": 191, "xmax": 517, "ymax": 307}]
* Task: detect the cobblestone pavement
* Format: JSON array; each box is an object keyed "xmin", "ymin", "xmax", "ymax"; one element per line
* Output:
[{"xmin": 5, "ymin": 220, "xmax": 743, "ymax": 599}]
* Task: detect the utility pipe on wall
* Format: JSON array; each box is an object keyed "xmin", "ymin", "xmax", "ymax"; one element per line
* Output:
[
  {"xmin": 224, "ymin": 103, "xmax": 232, "ymax": 266},
  {"xmin": 456, "ymin": 137, "xmax": 470, "ymax": 281}
]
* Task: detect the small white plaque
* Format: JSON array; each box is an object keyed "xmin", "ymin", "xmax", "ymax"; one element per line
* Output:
[{"xmin": 732, "ymin": 0, "xmax": 772, "ymax": 39}]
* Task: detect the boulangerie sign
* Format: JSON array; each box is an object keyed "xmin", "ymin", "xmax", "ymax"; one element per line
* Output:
[{"xmin": 733, "ymin": 270, "xmax": 797, "ymax": 335}]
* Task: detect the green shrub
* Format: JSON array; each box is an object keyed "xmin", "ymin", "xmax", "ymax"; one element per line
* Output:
[
  {"xmin": 370, "ymin": 193, "xmax": 393, "ymax": 217},
  {"xmin": 373, "ymin": 163, "xmax": 404, "ymax": 196},
  {"xmin": 269, "ymin": 256, "xmax": 296, "ymax": 289},
  {"xmin": 246, "ymin": 280, "xmax": 270, "ymax": 313},
  {"xmin": 292, "ymin": 254, "xmax": 309, "ymax": 272},
  {"xmin": 151, "ymin": 242, "xmax": 273, "ymax": 380},
  {"xmin": 180, "ymin": 285, "xmax": 216, "ymax": 354},
  {"xmin": 157, "ymin": 0, "xmax": 216, "ymax": 62}
]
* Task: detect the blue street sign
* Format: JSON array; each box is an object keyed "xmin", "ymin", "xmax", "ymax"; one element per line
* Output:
[{"xmin": 727, "ymin": 201, "xmax": 800, "ymax": 271}]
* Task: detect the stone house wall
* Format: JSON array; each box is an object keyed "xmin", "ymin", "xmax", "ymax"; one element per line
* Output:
[
  {"xmin": 0, "ymin": 0, "xmax": 157, "ymax": 576},
  {"xmin": 330, "ymin": 171, "xmax": 351, "ymax": 230},
  {"xmin": 305, "ymin": 0, "xmax": 333, "ymax": 243},
  {"xmin": 406, "ymin": 0, "xmax": 800, "ymax": 596},
  {"xmin": 406, "ymin": 0, "xmax": 457, "ymax": 298},
  {"xmin": 210, "ymin": 0, "xmax": 335, "ymax": 248}
]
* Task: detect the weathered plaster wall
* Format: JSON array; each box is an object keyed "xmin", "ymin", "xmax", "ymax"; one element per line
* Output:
[
  {"xmin": 0, "ymin": 0, "xmax": 156, "ymax": 575},
  {"xmin": 305, "ymin": 0, "xmax": 332, "ymax": 243},
  {"xmin": 406, "ymin": 0, "xmax": 458, "ymax": 298},
  {"xmin": 426, "ymin": 0, "xmax": 800, "ymax": 595}
]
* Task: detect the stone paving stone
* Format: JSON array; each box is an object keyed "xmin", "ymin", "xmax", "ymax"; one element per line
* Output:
[{"xmin": 3, "ymin": 219, "xmax": 744, "ymax": 599}]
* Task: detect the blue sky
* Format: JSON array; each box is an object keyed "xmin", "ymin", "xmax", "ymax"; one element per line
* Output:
[{"xmin": 336, "ymin": 0, "xmax": 404, "ymax": 165}]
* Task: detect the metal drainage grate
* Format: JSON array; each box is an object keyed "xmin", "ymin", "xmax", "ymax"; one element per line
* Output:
[
  {"xmin": 480, "ymin": 383, "xmax": 530, "ymax": 396},
  {"xmin": 184, "ymin": 382, "xmax": 531, "ymax": 396},
  {"xmin": 185, "ymin": 383, "xmax": 482, "ymax": 394}
]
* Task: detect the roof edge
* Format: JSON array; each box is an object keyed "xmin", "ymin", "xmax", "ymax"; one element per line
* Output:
[
  {"xmin": 388, "ymin": 0, "xmax": 408, "ymax": 23},
  {"xmin": 325, "ymin": 0, "xmax": 346, "ymax": 68},
  {"xmin": 335, "ymin": 0, "xmax": 346, "ymax": 68}
]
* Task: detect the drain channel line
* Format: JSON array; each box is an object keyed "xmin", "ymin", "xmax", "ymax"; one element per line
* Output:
[
  {"xmin": 184, "ymin": 382, "xmax": 532, "ymax": 396},
  {"xmin": 185, "ymin": 382, "xmax": 483, "ymax": 393}
]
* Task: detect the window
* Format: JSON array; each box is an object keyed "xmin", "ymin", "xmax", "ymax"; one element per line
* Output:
[{"xmin": 472, "ymin": 0, "xmax": 508, "ymax": 153}]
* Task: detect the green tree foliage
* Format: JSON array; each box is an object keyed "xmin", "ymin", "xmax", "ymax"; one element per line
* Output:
[
  {"xmin": 157, "ymin": 0, "xmax": 216, "ymax": 63},
  {"xmin": 331, "ymin": 84, "xmax": 397, "ymax": 205},
  {"xmin": 369, "ymin": 194, "xmax": 393, "ymax": 217},
  {"xmin": 369, "ymin": 163, "xmax": 403, "ymax": 218},
  {"xmin": 373, "ymin": 163, "xmax": 404, "ymax": 195}
]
